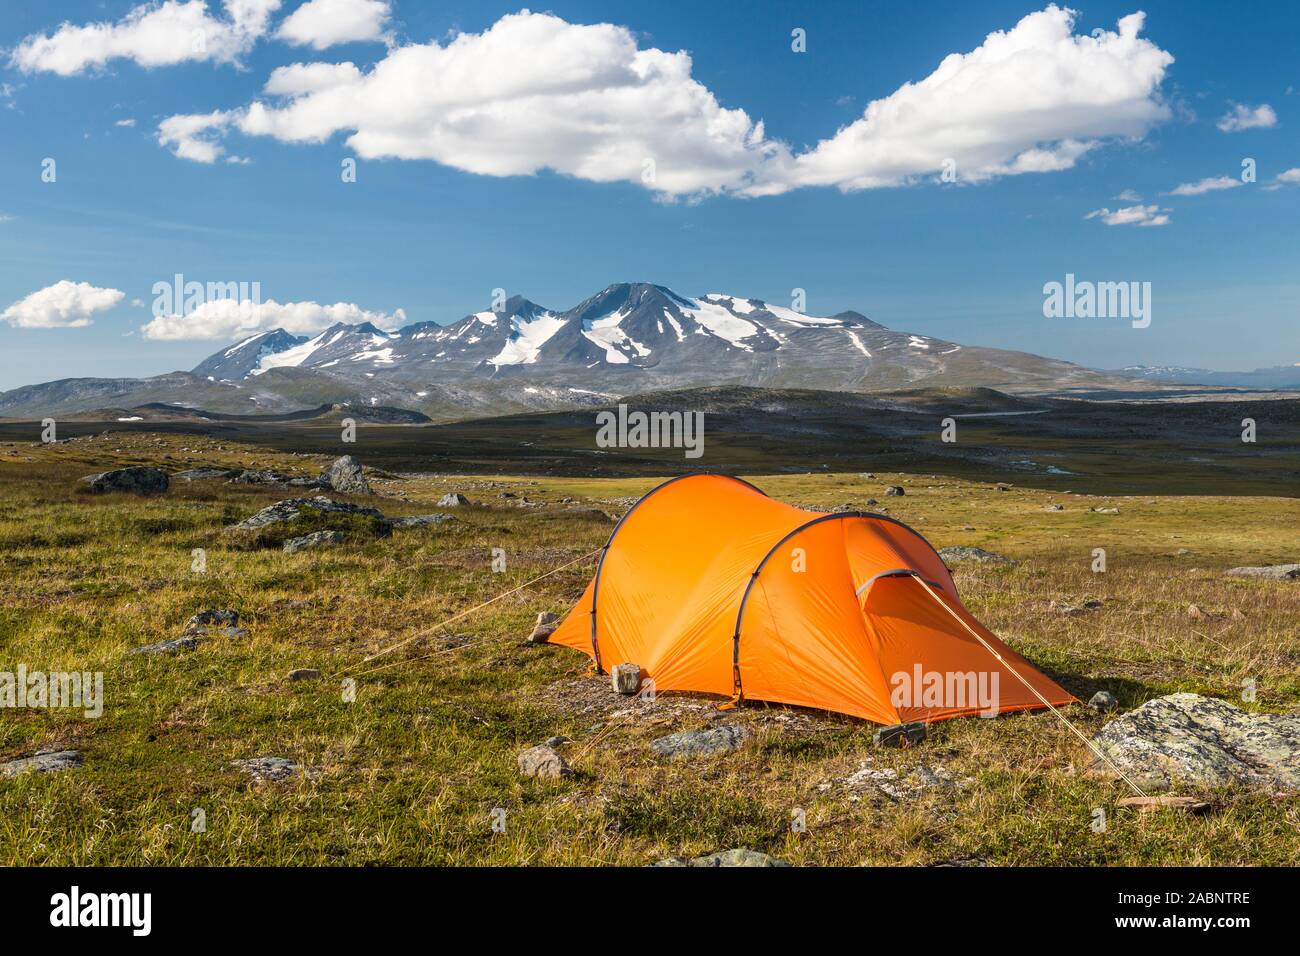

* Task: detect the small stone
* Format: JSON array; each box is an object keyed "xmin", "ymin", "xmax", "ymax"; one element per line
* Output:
[
  {"xmin": 438, "ymin": 493, "xmax": 471, "ymax": 507},
  {"xmin": 544, "ymin": 736, "xmax": 570, "ymax": 748},
  {"xmin": 517, "ymin": 744, "xmax": 571, "ymax": 779},
  {"xmin": 1092, "ymin": 507, "xmax": 1120, "ymax": 514},
  {"xmin": 527, "ymin": 611, "xmax": 560, "ymax": 644},
  {"xmin": 232, "ymin": 756, "xmax": 300, "ymax": 782},
  {"xmin": 283, "ymin": 530, "xmax": 345, "ymax": 554},
  {"xmin": 885, "ymin": 486, "xmax": 905, "ymax": 496},
  {"xmin": 186, "ymin": 609, "xmax": 239, "ymax": 630},
  {"xmin": 287, "ymin": 668, "xmax": 321, "ymax": 681},
  {"xmin": 1, "ymin": 750, "xmax": 82, "ymax": 778},
  {"xmin": 651, "ymin": 725, "xmax": 749, "ymax": 758},
  {"xmin": 874, "ymin": 721, "xmax": 927, "ymax": 748},
  {"xmin": 1044, "ymin": 504, "xmax": 1064, "ymax": 512},
  {"xmin": 131, "ymin": 636, "xmax": 201, "ymax": 655},
  {"xmin": 611, "ymin": 663, "xmax": 642, "ymax": 695},
  {"xmin": 1088, "ymin": 691, "xmax": 1119, "ymax": 712}
]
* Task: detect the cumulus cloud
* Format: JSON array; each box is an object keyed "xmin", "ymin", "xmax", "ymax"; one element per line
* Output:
[
  {"xmin": 1114, "ymin": 188, "xmax": 1142, "ymax": 201},
  {"xmin": 750, "ymin": 6, "xmax": 1173, "ymax": 194},
  {"xmin": 1085, "ymin": 203, "xmax": 1170, "ymax": 226},
  {"xmin": 276, "ymin": 0, "xmax": 392, "ymax": 49},
  {"xmin": 1216, "ymin": 103, "xmax": 1277, "ymax": 133},
  {"xmin": 1167, "ymin": 175, "xmax": 1241, "ymax": 196},
  {"xmin": 140, "ymin": 298, "xmax": 405, "ymax": 340},
  {"xmin": 9, "ymin": 0, "xmax": 281, "ymax": 75},
  {"xmin": 1275, "ymin": 167, "xmax": 1300, "ymax": 184},
  {"xmin": 2, "ymin": 280, "xmax": 125, "ymax": 328},
  {"xmin": 156, "ymin": 5, "xmax": 1175, "ymax": 198}
]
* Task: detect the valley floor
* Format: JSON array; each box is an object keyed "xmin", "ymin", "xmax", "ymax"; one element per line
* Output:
[{"xmin": 1, "ymin": 431, "xmax": 1298, "ymax": 865}]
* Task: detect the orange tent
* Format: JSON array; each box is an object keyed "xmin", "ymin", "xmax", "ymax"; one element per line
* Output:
[{"xmin": 549, "ymin": 474, "xmax": 1074, "ymax": 724}]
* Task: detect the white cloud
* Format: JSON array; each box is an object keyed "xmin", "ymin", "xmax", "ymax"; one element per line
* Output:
[
  {"xmin": 1114, "ymin": 188, "xmax": 1141, "ymax": 201},
  {"xmin": 1216, "ymin": 103, "xmax": 1277, "ymax": 133},
  {"xmin": 1085, "ymin": 203, "xmax": 1170, "ymax": 226},
  {"xmin": 750, "ymin": 6, "xmax": 1173, "ymax": 194},
  {"xmin": 2, "ymin": 280, "xmax": 125, "ymax": 328},
  {"xmin": 276, "ymin": 0, "xmax": 392, "ymax": 49},
  {"xmin": 156, "ymin": 5, "xmax": 1175, "ymax": 198},
  {"xmin": 1276, "ymin": 167, "xmax": 1300, "ymax": 184},
  {"xmin": 10, "ymin": 0, "xmax": 281, "ymax": 76},
  {"xmin": 115, "ymin": 118, "xmax": 137, "ymax": 127},
  {"xmin": 140, "ymin": 298, "xmax": 405, "ymax": 340},
  {"xmin": 1167, "ymin": 175, "xmax": 1241, "ymax": 196}
]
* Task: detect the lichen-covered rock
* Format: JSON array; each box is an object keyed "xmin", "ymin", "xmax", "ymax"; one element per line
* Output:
[
  {"xmin": 323, "ymin": 455, "xmax": 370, "ymax": 494},
  {"xmin": 653, "ymin": 849, "xmax": 789, "ymax": 867},
  {"xmin": 1091, "ymin": 693, "xmax": 1300, "ymax": 793},
  {"xmin": 232, "ymin": 756, "xmax": 300, "ymax": 782},
  {"xmin": 186, "ymin": 609, "xmax": 239, "ymax": 629},
  {"xmin": 438, "ymin": 492, "xmax": 471, "ymax": 507},
  {"xmin": 81, "ymin": 466, "xmax": 168, "ymax": 495},
  {"xmin": 1, "ymin": 750, "xmax": 82, "ymax": 778},
  {"xmin": 651, "ymin": 725, "xmax": 749, "ymax": 758},
  {"xmin": 172, "ymin": 468, "xmax": 240, "ymax": 481},
  {"xmin": 387, "ymin": 513, "xmax": 455, "ymax": 529},
  {"xmin": 130, "ymin": 636, "xmax": 201, "ymax": 655},
  {"xmin": 231, "ymin": 496, "xmax": 384, "ymax": 530},
  {"xmin": 283, "ymin": 530, "xmax": 345, "ymax": 554},
  {"xmin": 938, "ymin": 546, "xmax": 1016, "ymax": 566},
  {"xmin": 1225, "ymin": 564, "xmax": 1300, "ymax": 580},
  {"xmin": 517, "ymin": 744, "xmax": 571, "ymax": 779}
]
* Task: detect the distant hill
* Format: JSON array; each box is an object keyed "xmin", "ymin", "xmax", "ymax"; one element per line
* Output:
[{"xmin": 1110, "ymin": 364, "xmax": 1300, "ymax": 389}]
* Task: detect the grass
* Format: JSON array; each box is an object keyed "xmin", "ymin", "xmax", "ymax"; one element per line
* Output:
[{"xmin": 1, "ymin": 430, "xmax": 1298, "ymax": 865}]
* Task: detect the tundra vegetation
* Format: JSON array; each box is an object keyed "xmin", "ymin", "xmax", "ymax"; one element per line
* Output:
[{"xmin": 1, "ymin": 430, "xmax": 1298, "ymax": 865}]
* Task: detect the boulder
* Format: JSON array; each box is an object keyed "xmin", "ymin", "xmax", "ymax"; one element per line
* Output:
[
  {"xmin": 228, "ymin": 470, "xmax": 290, "ymax": 484},
  {"xmin": 1, "ymin": 750, "xmax": 82, "ymax": 778},
  {"xmin": 323, "ymin": 455, "xmax": 370, "ymax": 494},
  {"xmin": 283, "ymin": 530, "xmax": 345, "ymax": 554},
  {"xmin": 527, "ymin": 612, "xmax": 560, "ymax": 644},
  {"xmin": 651, "ymin": 725, "xmax": 749, "ymax": 758},
  {"xmin": 517, "ymin": 744, "xmax": 571, "ymax": 779},
  {"xmin": 231, "ymin": 496, "xmax": 384, "ymax": 531},
  {"xmin": 1091, "ymin": 693, "xmax": 1300, "ymax": 793},
  {"xmin": 172, "ymin": 468, "xmax": 240, "ymax": 481},
  {"xmin": 885, "ymin": 486, "xmax": 905, "ymax": 497},
  {"xmin": 938, "ymin": 546, "xmax": 1016, "ymax": 566},
  {"xmin": 653, "ymin": 849, "xmax": 789, "ymax": 867},
  {"xmin": 1225, "ymin": 564, "xmax": 1300, "ymax": 580},
  {"xmin": 81, "ymin": 466, "xmax": 168, "ymax": 495},
  {"xmin": 438, "ymin": 493, "xmax": 471, "ymax": 507}
]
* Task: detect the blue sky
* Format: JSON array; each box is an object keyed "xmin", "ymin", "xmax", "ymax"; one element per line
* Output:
[{"xmin": 1, "ymin": 0, "xmax": 1297, "ymax": 390}]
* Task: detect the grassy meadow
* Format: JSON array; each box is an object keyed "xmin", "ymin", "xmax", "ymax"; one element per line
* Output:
[{"xmin": 1, "ymin": 429, "xmax": 1298, "ymax": 865}]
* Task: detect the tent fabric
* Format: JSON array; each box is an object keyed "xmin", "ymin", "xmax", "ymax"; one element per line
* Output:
[{"xmin": 548, "ymin": 474, "xmax": 1074, "ymax": 724}]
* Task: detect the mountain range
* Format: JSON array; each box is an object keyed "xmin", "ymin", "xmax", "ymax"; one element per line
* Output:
[{"xmin": 0, "ymin": 282, "xmax": 1173, "ymax": 420}]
